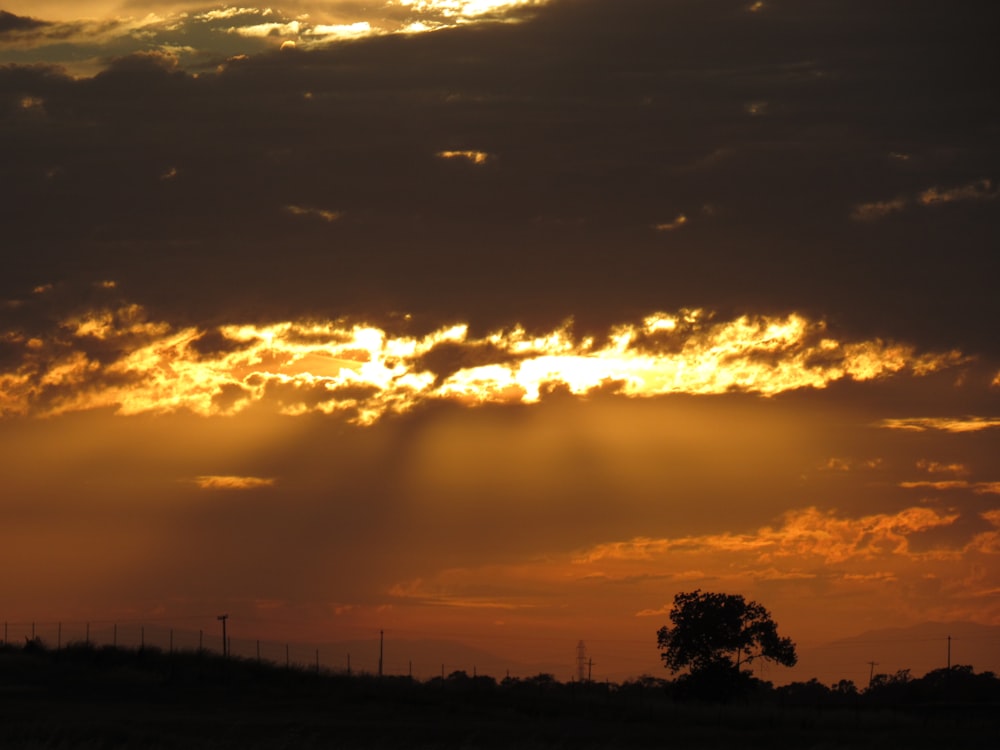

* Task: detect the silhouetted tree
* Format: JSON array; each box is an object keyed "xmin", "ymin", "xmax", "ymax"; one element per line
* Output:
[
  {"xmin": 656, "ymin": 590, "xmax": 796, "ymax": 699},
  {"xmin": 832, "ymin": 678, "xmax": 858, "ymax": 696}
]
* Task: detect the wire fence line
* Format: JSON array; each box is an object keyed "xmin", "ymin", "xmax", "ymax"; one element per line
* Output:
[
  {"xmin": 0, "ymin": 618, "xmax": 526, "ymax": 680},
  {"xmin": 2, "ymin": 619, "xmax": 385, "ymax": 675},
  {"xmin": 4, "ymin": 619, "xmax": 997, "ymax": 684}
]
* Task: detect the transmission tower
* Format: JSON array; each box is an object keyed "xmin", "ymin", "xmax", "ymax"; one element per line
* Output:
[{"xmin": 576, "ymin": 640, "xmax": 587, "ymax": 682}]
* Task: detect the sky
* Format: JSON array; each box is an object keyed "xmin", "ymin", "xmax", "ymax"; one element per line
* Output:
[{"xmin": 1, "ymin": 0, "xmax": 999, "ymax": 685}]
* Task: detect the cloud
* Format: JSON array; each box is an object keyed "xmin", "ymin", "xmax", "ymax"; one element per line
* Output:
[
  {"xmin": 284, "ymin": 205, "xmax": 343, "ymax": 222},
  {"xmin": 654, "ymin": 214, "xmax": 688, "ymax": 232},
  {"xmin": 575, "ymin": 506, "xmax": 966, "ymax": 566},
  {"xmin": 899, "ymin": 481, "xmax": 1000, "ymax": 495},
  {"xmin": 820, "ymin": 457, "xmax": 882, "ymax": 472},
  {"xmin": 379, "ymin": 503, "xmax": 1000, "ymax": 635},
  {"xmin": 850, "ymin": 197, "xmax": 906, "ymax": 222},
  {"xmin": 193, "ymin": 475, "xmax": 276, "ymax": 490},
  {"xmin": 0, "ymin": 10, "xmax": 49, "ymax": 33},
  {"xmin": 879, "ymin": 417, "xmax": 1000, "ymax": 433},
  {"xmin": 437, "ymin": 150, "xmax": 491, "ymax": 165},
  {"xmin": 0, "ymin": 1, "xmax": 549, "ymax": 71},
  {"xmin": 918, "ymin": 179, "xmax": 996, "ymax": 207},
  {"xmin": 851, "ymin": 179, "xmax": 996, "ymax": 222},
  {"xmin": 0, "ymin": 0, "xmax": 996, "ymax": 363},
  {"xmin": 916, "ymin": 460, "xmax": 969, "ymax": 477},
  {"xmin": 0, "ymin": 299, "xmax": 971, "ymax": 423}
]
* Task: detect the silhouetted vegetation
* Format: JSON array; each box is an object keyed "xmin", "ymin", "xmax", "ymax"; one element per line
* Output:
[
  {"xmin": 1, "ymin": 636, "xmax": 998, "ymax": 748},
  {"xmin": 657, "ymin": 590, "xmax": 797, "ymax": 702}
]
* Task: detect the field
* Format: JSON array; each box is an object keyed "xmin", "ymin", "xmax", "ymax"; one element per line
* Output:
[{"xmin": 1, "ymin": 643, "xmax": 996, "ymax": 749}]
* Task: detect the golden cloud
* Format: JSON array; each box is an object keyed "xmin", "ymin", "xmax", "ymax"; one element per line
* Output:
[
  {"xmin": 916, "ymin": 460, "xmax": 969, "ymax": 477},
  {"xmin": 395, "ymin": 1, "xmax": 543, "ymax": 19},
  {"xmin": 879, "ymin": 417, "xmax": 1000, "ymax": 433},
  {"xmin": 654, "ymin": 214, "xmax": 688, "ymax": 231},
  {"xmin": 899, "ymin": 481, "xmax": 1000, "ymax": 494},
  {"xmin": 437, "ymin": 150, "xmax": 491, "ymax": 165},
  {"xmin": 0, "ymin": 305, "xmax": 970, "ymax": 423},
  {"xmin": 193, "ymin": 475, "xmax": 276, "ymax": 490}
]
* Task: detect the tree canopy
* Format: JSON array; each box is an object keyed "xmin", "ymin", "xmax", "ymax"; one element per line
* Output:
[{"xmin": 656, "ymin": 590, "xmax": 797, "ymax": 675}]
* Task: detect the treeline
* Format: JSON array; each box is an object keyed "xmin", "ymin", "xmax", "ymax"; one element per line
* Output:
[
  {"xmin": 3, "ymin": 639, "xmax": 999, "ymax": 749},
  {"xmin": 4, "ymin": 636, "xmax": 999, "ymax": 711}
]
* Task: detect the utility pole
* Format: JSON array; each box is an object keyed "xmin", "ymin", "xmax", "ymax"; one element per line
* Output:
[
  {"xmin": 217, "ymin": 614, "xmax": 229, "ymax": 658},
  {"xmin": 947, "ymin": 635, "xmax": 951, "ymax": 670},
  {"xmin": 867, "ymin": 661, "xmax": 878, "ymax": 689},
  {"xmin": 378, "ymin": 630, "xmax": 384, "ymax": 677}
]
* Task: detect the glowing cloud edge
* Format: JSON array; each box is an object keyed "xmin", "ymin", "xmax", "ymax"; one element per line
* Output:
[{"xmin": 0, "ymin": 305, "xmax": 972, "ymax": 424}]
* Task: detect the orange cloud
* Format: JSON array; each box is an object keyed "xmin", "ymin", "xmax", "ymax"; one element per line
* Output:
[
  {"xmin": 193, "ymin": 475, "xmax": 276, "ymax": 490},
  {"xmin": 284, "ymin": 205, "xmax": 342, "ymax": 222},
  {"xmin": 821, "ymin": 457, "xmax": 882, "ymax": 472},
  {"xmin": 851, "ymin": 197, "xmax": 907, "ymax": 221},
  {"xmin": 575, "ymin": 506, "xmax": 962, "ymax": 567},
  {"xmin": 880, "ymin": 417, "xmax": 1000, "ymax": 433},
  {"xmin": 899, "ymin": 481, "xmax": 1000, "ymax": 495},
  {"xmin": 852, "ymin": 178, "xmax": 996, "ymax": 221},
  {"xmin": 379, "ymin": 506, "xmax": 999, "ymax": 641},
  {"xmin": 916, "ymin": 460, "xmax": 969, "ymax": 477},
  {"xmin": 919, "ymin": 179, "xmax": 996, "ymax": 206}
]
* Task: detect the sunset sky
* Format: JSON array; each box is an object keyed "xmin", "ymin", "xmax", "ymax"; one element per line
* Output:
[{"xmin": 1, "ymin": 1, "xmax": 998, "ymax": 685}]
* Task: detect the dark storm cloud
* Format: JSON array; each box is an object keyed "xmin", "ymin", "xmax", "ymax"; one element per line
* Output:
[
  {"xmin": 1, "ymin": 0, "xmax": 997, "ymax": 356},
  {"xmin": 0, "ymin": 10, "xmax": 49, "ymax": 33}
]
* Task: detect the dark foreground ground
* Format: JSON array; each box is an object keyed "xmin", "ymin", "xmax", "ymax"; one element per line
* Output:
[{"xmin": 1, "ymin": 644, "xmax": 996, "ymax": 749}]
